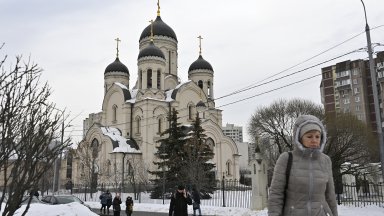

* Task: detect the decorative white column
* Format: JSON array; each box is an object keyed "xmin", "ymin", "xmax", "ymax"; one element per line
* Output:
[{"xmin": 250, "ymin": 151, "xmax": 268, "ymax": 210}]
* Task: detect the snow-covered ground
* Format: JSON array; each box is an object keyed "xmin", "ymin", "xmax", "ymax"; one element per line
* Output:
[{"xmin": 1, "ymin": 201, "xmax": 383, "ymax": 216}]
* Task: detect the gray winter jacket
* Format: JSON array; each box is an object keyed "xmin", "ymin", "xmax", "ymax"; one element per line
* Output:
[{"xmin": 268, "ymin": 115, "xmax": 338, "ymax": 216}]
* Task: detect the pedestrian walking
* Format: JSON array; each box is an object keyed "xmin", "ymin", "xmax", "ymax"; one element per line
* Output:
[
  {"xmin": 125, "ymin": 196, "xmax": 134, "ymax": 216},
  {"xmin": 268, "ymin": 114, "xmax": 338, "ymax": 216},
  {"xmin": 169, "ymin": 185, "xmax": 192, "ymax": 216},
  {"xmin": 99, "ymin": 191, "xmax": 109, "ymax": 214},
  {"xmin": 191, "ymin": 187, "xmax": 202, "ymax": 216},
  {"xmin": 112, "ymin": 193, "xmax": 122, "ymax": 216},
  {"xmin": 106, "ymin": 190, "xmax": 112, "ymax": 214}
]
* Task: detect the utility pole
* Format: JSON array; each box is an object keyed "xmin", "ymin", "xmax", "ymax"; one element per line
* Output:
[{"xmin": 360, "ymin": 0, "xmax": 384, "ymax": 181}]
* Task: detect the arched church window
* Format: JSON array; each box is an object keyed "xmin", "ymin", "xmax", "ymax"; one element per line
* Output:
[
  {"xmin": 207, "ymin": 81, "xmax": 211, "ymax": 97},
  {"xmin": 226, "ymin": 160, "xmax": 232, "ymax": 176},
  {"xmin": 147, "ymin": 69, "xmax": 152, "ymax": 88},
  {"xmin": 80, "ymin": 163, "xmax": 84, "ymax": 176},
  {"xmin": 157, "ymin": 69, "xmax": 161, "ymax": 89},
  {"xmin": 112, "ymin": 104, "xmax": 118, "ymax": 122},
  {"xmin": 139, "ymin": 70, "xmax": 142, "ymax": 88},
  {"xmin": 198, "ymin": 80, "xmax": 203, "ymax": 89},
  {"xmin": 158, "ymin": 117, "xmax": 163, "ymax": 134},
  {"xmin": 106, "ymin": 160, "xmax": 111, "ymax": 176},
  {"xmin": 135, "ymin": 116, "xmax": 141, "ymax": 134},
  {"xmin": 188, "ymin": 104, "xmax": 194, "ymax": 120},
  {"xmin": 91, "ymin": 138, "xmax": 99, "ymax": 158},
  {"xmin": 127, "ymin": 161, "xmax": 133, "ymax": 176},
  {"xmin": 205, "ymin": 138, "xmax": 215, "ymax": 150}
]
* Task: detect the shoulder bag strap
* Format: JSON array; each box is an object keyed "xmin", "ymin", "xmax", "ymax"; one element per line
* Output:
[{"xmin": 283, "ymin": 151, "xmax": 293, "ymax": 211}]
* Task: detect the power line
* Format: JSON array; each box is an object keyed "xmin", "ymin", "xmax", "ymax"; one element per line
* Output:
[
  {"xmin": 215, "ymin": 25, "xmax": 384, "ymax": 101},
  {"xmin": 217, "ymin": 74, "xmax": 321, "ymax": 108},
  {"xmin": 215, "ymin": 48, "xmax": 362, "ymax": 101}
]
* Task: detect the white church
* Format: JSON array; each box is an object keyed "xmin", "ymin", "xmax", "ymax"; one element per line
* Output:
[{"xmin": 70, "ymin": 3, "xmax": 240, "ymax": 187}]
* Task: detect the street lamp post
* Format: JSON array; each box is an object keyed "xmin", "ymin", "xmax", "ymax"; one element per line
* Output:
[
  {"xmin": 360, "ymin": 0, "xmax": 384, "ymax": 181},
  {"xmin": 44, "ymin": 104, "xmax": 68, "ymax": 194},
  {"xmin": 52, "ymin": 118, "xmax": 64, "ymax": 194}
]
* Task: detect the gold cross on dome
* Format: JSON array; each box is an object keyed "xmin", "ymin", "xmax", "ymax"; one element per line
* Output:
[
  {"xmin": 157, "ymin": 0, "xmax": 161, "ymax": 16},
  {"xmin": 149, "ymin": 20, "xmax": 154, "ymax": 41},
  {"xmin": 115, "ymin": 37, "xmax": 121, "ymax": 58},
  {"xmin": 198, "ymin": 35, "xmax": 203, "ymax": 55}
]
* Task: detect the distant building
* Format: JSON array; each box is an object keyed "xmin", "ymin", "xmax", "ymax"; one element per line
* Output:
[
  {"xmin": 222, "ymin": 123, "xmax": 243, "ymax": 143},
  {"xmin": 320, "ymin": 51, "xmax": 384, "ymax": 132}
]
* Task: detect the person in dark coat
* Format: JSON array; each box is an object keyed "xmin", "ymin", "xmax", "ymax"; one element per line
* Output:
[
  {"xmin": 99, "ymin": 191, "xmax": 108, "ymax": 214},
  {"xmin": 125, "ymin": 196, "xmax": 134, "ymax": 216},
  {"xmin": 169, "ymin": 185, "xmax": 192, "ymax": 216},
  {"xmin": 112, "ymin": 193, "xmax": 122, "ymax": 216},
  {"xmin": 106, "ymin": 190, "xmax": 112, "ymax": 214},
  {"xmin": 191, "ymin": 187, "xmax": 202, "ymax": 216}
]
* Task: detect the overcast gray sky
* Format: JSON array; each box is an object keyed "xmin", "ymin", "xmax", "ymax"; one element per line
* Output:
[{"xmin": 1, "ymin": 0, "xmax": 384, "ymax": 143}]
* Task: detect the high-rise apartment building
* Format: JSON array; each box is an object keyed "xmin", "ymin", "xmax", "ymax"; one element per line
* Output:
[
  {"xmin": 222, "ymin": 123, "xmax": 243, "ymax": 143},
  {"xmin": 320, "ymin": 51, "xmax": 384, "ymax": 132}
]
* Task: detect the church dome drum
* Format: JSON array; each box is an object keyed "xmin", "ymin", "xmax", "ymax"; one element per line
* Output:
[
  {"xmin": 188, "ymin": 55, "xmax": 214, "ymax": 73},
  {"xmin": 139, "ymin": 16, "xmax": 177, "ymax": 42},
  {"xmin": 138, "ymin": 41, "xmax": 165, "ymax": 60},
  {"xmin": 105, "ymin": 57, "xmax": 129, "ymax": 74}
]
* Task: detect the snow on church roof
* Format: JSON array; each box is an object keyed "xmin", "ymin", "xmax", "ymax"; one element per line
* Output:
[
  {"xmin": 126, "ymin": 89, "xmax": 138, "ymax": 103},
  {"xmin": 114, "ymin": 82, "xmax": 128, "ymax": 90},
  {"xmin": 100, "ymin": 126, "xmax": 141, "ymax": 154}
]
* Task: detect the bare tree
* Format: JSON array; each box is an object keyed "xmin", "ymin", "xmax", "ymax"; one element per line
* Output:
[
  {"xmin": 0, "ymin": 47, "xmax": 70, "ymax": 215},
  {"xmin": 74, "ymin": 139, "xmax": 101, "ymax": 197},
  {"xmin": 248, "ymin": 98, "xmax": 376, "ymax": 189},
  {"xmin": 248, "ymin": 98, "xmax": 323, "ymax": 165},
  {"xmin": 125, "ymin": 155, "xmax": 149, "ymax": 199},
  {"xmin": 324, "ymin": 113, "xmax": 377, "ymax": 193}
]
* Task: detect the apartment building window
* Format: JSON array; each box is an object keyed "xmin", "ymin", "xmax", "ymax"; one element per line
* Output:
[
  {"xmin": 352, "ymin": 68, "xmax": 360, "ymax": 76},
  {"xmin": 336, "ymin": 70, "xmax": 350, "ymax": 78},
  {"xmin": 355, "ymin": 96, "xmax": 360, "ymax": 102},
  {"xmin": 343, "ymin": 98, "xmax": 350, "ymax": 104},
  {"xmin": 354, "ymin": 87, "xmax": 360, "ymax": 94},
  {"xmin": 336, "ymin": 79, "xmax": 351, "ymax": 87},
  {"xmin": 379, "ymin": 71, "xmax": 384, "ymax": 78},
  {"xmin": 356, "ymin": 105, "xmax": 361, "ymax": 111},
  {"xmin": 353, "ymin": 79, "xmax": 358, "ymax": 85},
  {"xmin": 357, "ymin": 114, "xmax": 363, "ymax": 120}
]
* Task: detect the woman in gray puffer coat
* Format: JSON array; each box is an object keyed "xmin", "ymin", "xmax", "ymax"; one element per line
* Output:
[{"xmin": 268, "ymin": 115, "xmax": 338, "ymax": 216}]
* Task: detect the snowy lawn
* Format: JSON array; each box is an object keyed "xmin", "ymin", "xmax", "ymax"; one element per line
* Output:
[{"xmin": 1, "ymin": 201, "xmax": 383, "ymax": 215}]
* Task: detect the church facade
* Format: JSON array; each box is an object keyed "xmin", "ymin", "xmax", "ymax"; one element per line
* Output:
[{"xmin": 69, "ymin": 4, "xmax": 240, "ymax": 187}]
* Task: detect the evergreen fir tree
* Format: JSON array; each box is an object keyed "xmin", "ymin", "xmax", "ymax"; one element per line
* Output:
[
  {"xmin": 150, "ymin": 108, "xmax": 188, "ymax": 198},
  {"xmin": 182, "ymin": 114, "xmax": 216, "ymax": 195}
]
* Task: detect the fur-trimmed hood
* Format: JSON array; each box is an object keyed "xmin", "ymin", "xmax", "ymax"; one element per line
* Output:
[{"xmin": 293, "ymin": 115, "xmax": 327, "ymax": 153}]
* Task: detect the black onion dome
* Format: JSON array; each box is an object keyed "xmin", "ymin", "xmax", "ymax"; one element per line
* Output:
[
  {"xmin": 139, "ymin": 16, "xmax": 177, "ymax": 41},
  {"xmin": 188, "ymin": 55, "xmax": 214, "ymax": 73},
  {"xmin": 105, "ymin": 57, "xmax": 129, "ymax": 74},
  {"xmin": 138, "ymin": 41, "xmax": 165, "ymax": 60}
]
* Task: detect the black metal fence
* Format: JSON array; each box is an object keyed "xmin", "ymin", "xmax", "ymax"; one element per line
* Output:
[
  {"xmin": 62, "ymin": 178, "xmax": 252, "ymax": 208},
  {"xmin": 337, "ymin": 183, "xmax": 384, "ymax": 207},
  {"xmin": 200, "ymin": 178, "xmax": 252, "ymax": 208}
]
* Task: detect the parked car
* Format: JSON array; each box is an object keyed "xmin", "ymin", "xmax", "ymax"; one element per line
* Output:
[
  {"xmin": 21, "ymin": 196, "xmax": 44, "ymax": 205},
  {"xmin": 41, "ymin": 195, "xmax": 90, "ymax": 209}
]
